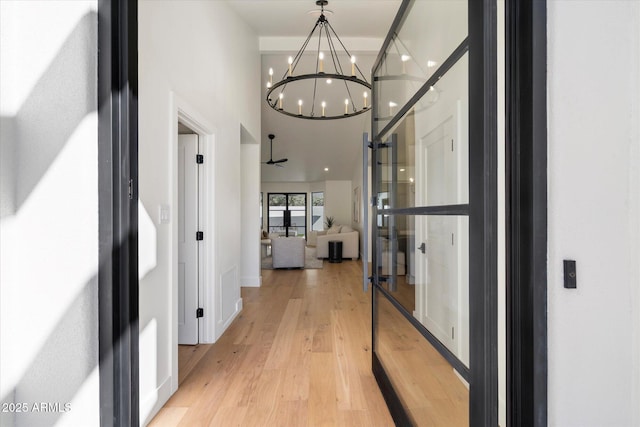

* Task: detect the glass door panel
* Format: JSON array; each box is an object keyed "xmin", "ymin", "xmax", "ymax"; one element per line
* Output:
[
  {"xmin": 375, "ymin": 53, "xmax": 469, "ymax": 210},
  {"xmin": 268, "ymin": 193, "xmax": 286, "ymax": 236},
  {"xmin": 267, "ymin": 193, "xmax": 307, "ymax": 238},
  {"xmin": 287, "ymin": 193, "xmax": 307, "ymax": 238},
  {"xmin": 374, "ymin": 288, "xmax": 469, "ymax": 426},
  {"xmin": 373, "ymin": 0, "xmax": 468, "ymax": 132},
  {"xmin": 370, "ymin": 0, "xmax": 485, "ymax": 423}
]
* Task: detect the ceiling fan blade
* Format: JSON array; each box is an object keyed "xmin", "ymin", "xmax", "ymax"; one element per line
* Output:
[{"xmin": 273, "ymin": 158, "xmax": 288, "ymax": 163}]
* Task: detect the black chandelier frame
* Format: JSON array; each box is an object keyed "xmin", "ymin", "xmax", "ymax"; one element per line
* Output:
[{"xmin": 265, "ymin": 0, "xmax": 372, "ymax": 120}]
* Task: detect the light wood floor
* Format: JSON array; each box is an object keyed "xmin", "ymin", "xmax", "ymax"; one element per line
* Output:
[{"xmin": 149, "ymin": 261, "xmax": 395, "ymax": 426}]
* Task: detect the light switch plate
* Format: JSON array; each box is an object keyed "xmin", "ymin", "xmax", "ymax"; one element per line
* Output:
[{"xmin": 159, "ymin": 205, "xmax": 170, "ymax": 224}]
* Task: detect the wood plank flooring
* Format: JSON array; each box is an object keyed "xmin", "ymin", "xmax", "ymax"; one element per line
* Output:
[{"xmin": 149, "ymin": 261, "xmax": 395, "ymax": 426}]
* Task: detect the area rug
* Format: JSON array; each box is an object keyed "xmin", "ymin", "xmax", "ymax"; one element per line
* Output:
[{"xmin": 261, "ymin": 246, "xmax": 324, "ymax": 269}]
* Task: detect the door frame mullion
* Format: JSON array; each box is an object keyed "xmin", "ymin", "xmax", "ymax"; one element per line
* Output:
[
  {"xmin": 468, "ymin": 0, "xmax": 499, "ymax": 424},
  {"xmin": 97, "ymin": 0, "xmax": 139, "ymax": 425}
]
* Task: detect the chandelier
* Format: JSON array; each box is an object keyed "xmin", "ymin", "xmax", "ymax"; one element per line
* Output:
[{"xmin": 265, "ymin": 0, "xmax": 372, "ymax": 120}]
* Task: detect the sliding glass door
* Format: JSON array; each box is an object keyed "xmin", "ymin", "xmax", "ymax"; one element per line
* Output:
[
  {"xmin": 267, "ymin": 193, "xmax": 307, "ymax": 238},
  {"xmin": 370, "ymin": 0, "xmax": 497, "ymax": 425}
]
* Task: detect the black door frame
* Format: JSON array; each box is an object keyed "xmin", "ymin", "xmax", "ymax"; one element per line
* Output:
[
  {"xmin": 369, "ymin": 0, "xmax": 548, "ymax": 425},
  {"xmin": 97, "ymin": 0, "xmax": 139, "ymax": 425},
  {"xmin": 506, "ymin": 0, "xmax": 548, "ymax": 425},
  {"xmin": 370, "ymin": 0, "xmax": 498, "ymax": 423},
  {"xmin": 94, "ymin": 0, "xmax": 547, "ymax": 424}
]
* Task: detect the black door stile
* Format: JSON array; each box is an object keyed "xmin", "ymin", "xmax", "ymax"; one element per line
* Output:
[{"xmin": 98, "ymin": 0, "xmax": 139, "ymax": 425}]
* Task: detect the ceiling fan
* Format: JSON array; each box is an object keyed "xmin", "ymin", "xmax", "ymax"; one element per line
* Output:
[{"xmin": 262, "ymin": 133, "xmax": 288, "ymax": 167}]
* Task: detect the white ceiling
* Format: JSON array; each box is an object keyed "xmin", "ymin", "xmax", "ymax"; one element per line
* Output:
[{"xmin": 226, "ymin": 0, "xmax": 402, "ymax": 183}]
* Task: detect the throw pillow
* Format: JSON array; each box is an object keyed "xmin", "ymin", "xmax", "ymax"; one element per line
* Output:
[
  {"xmin": 340, "ymin": 225, "xmax": 353, "ymax": 233},
  {"xmin": 327, "ymin": 225, "xmax": 342, "ymax": 235}
]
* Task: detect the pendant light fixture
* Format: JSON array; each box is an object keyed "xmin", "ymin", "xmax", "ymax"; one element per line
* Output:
[{"xmin": 265, "ymin": 0, "xmax": 371, "ymax": 120}]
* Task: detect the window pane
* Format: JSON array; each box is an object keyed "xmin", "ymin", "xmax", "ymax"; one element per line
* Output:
[
  {"xmin": 373, "ymin": 0, "xmax": 467, "ymax": 131},
  {"xmin": 374, "ymin": 289, "xmax": 469, "ymax": 426},
  {"xmin": 376, "ymin": 214, "xmax": 469, "ymax": 367},
  {"xmin": 311, "ymin": 192, "xmax": 324, "ymax": 231},
  {"xmin": 376, "ymin": 53, "xmax": 469, "ymax": 209}
]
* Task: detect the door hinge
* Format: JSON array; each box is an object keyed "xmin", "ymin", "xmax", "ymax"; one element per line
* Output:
[
  {"xmin": 196, "ymin": 308, "xmax": 204, "ymax": 318},
  {"xmin": 128, "ymin": 179, "xmax": 133, "ymax": 200},
  {"xmin": 196, "ymin": 231, "xmax": 204, "ymax": 241},
  {"xmin": 451, "ymin": 139, "xmax": 454, "ymax": 151},
  {"xmin": 452, "ymin": 233, "xmax": 455, "ymax": 245},
  {"xmin": 452, "ymin": 327, "xmax": 455, "ymax": 339},
  {"xmin": 196, "ymin": 154, "xmax": 204, "ymax": 164}
]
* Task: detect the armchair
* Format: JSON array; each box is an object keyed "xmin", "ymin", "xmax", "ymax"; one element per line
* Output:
[{"xmin": 271, "ymin": 237, "xmax": 305, "ymax": 269}]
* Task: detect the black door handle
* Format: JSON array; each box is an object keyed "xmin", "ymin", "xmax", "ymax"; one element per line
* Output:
[{"xmin": 417, "ymin": 242, "xmax": 426, "ymax": 254}]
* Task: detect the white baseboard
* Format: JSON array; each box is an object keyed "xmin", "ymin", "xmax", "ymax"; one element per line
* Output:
[
  {"xmin": 240, "ymin": 275, "xmax": 261, "ymax": 287},
  {"xmin": 215, "ymin": 298, "xmax": 243, "ymax": 341},
  {"xmin": 140, "ymin": 376, "xmax": 172, "ymax": 427}
]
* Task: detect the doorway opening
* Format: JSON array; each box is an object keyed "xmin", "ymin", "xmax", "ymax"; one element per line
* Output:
[
  {"xmin": 172, "ymin": 107, "xmax": 215, "ymax": 392},
  {"xmin": 267, "ymin": 193, "xmax": 308, "ymax": 238},
  {"xmin": 177, "ymin": 122, "xmax": 202, "ymax": 348}
]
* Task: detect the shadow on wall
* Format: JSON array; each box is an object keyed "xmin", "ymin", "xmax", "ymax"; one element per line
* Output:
[
  {"xmin": 0, "ymin": 11, "xmax": 107, "ymax": 427},
  {"xmin": 0, "ymin": 12, "xmax": 97, "ymax": 218},
  {"xmin": 0, "ymin": 279, "xmax": 99, "ymax": 427}
]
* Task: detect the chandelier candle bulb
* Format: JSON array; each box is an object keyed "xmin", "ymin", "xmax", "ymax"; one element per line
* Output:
[
  {"xmin": 298, "ymin": 99, "xmax": 303, "ymax": 115},
  {"xmin": 351, "ymin": 56, "xmax": 356, "ymax": 76},
  {"xmin": 344, "ymin": 99, "xmax": 349, "ymax": 114},
  {"xmin": 278, "ymin": 93, "xmax": 283, "ymax": 109},
  {"xmin": 401, "ymin": 54, "xmax": 411, "ymax": 74},
  {"xmin": 269, "ymin": 67, "xmax": 273, "ymax": 85},
  {"xmin": 319, "ymin": 52, "xmax": 324, "ymax": 73},
  {"xmin": 288, "ymin": 56, "xmax": 293, "ymax": 76},
  {"xmin": 321, "ymin": 101, "xmax": 326, "ymax": 117},
  {"xmin": 363, "ymin": 91, "xmax": 368, "ymax": 108},
  {"xmin": 389, "ymin": 101, "xmax": 397, "ymax": 116}
]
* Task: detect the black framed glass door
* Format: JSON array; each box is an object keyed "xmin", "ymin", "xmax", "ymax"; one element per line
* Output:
[
  {"xmin": 267, "ymin": 193, "xmax": 307, "ymax": 238},
  {"xmin": 370, "ymin": 0, "xmax": 497, "ymax": 425}
]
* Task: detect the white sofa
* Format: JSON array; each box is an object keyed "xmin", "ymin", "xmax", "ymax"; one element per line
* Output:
[
  {"xmin": 315, "ymin": 226, "xmax": 359, "ymax": 260},
  {"xmin": 271, "ymin": 237, "xmax": 305, "ymax": 268}
]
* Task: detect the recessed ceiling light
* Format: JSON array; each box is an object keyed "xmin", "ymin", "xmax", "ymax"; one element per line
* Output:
[
  {"xmin": 324, "ymin": 167, "xmax": 329, "ymax": 172},
  {"xmin": 427, "ymin": 60, "xmax": 437, "ymax": 68},
  {"xmin": 409, "ymin": 177, "xmax": 414, "ymax": 183},
  {"xmin": 399, "ymin": 168, "xmax": 405, "ymax": 172}
]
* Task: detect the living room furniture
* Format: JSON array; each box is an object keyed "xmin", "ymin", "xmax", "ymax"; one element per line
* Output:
[
  {"xmin": 328, "ymin": 240, "xmax": 343, "ymax": 263},
  {"xmin": 260, "ymin": 232, "xmax": 280, "ymax": 258},
  {"xmin": 315, "ymin": 226, "xmax": 359, "ymax": 260},
  {"xmin": 271, "ymin": 237, "xmax": 305, "ymax": 269}
]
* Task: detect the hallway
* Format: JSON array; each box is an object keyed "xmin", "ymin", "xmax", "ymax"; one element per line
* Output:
[{"xmin": 149, "ymin": 261, "xmax": 395, "ymax": 426}]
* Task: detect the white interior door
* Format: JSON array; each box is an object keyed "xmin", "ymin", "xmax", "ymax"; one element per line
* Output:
[
  {"xmin": 178, "ymin": 134, "xmax": 199, "ymax": 345},
  {"xmin": 415, "ymin": 116, "xmax": 459, "ymax": 355}
]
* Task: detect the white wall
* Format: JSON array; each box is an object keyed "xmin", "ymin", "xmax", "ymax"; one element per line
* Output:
[
  {"xmin": 241, "ymin": 136, "xmax": 261, "ymax": 288},
  {"xmin": 0, "ymin": 2, "xmax": 99, "ymax": 426},
  {"xmin": 547, "ymin": 2, "xmax": 640, "ymax": 426},
  {"xmin": 138, "ymin": 1, "xmax": 260, "ymax": 423},
  {"xmin": 325, "ymin": 180, "xmax": 353, "ymax": 227}
]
